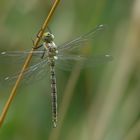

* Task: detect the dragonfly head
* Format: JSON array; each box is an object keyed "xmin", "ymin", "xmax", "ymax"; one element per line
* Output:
[{"xmin": 43, "ymin": 32, "xmax": 54, "ymax": 43}]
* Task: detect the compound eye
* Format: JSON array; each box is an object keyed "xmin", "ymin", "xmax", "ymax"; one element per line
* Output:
[{"xmin": 44, "ymin": 32, "xmax": 51, "ymax": 37}]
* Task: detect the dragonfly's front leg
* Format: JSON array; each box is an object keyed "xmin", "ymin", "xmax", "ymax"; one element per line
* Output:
[
  {"xmin": 32, "ymin": 37, "xmax": 43, "ymax": 49},
  {"xmin": 34, "ymin": 44, "xmax": 43, "ymax": 49},
  {"xmin": 41, "ymin": 48, "xmax": 46, "ymax": 59},
  {"xmin": 32, "ymin": 43, "xmax": 45, "ymax": 59}
]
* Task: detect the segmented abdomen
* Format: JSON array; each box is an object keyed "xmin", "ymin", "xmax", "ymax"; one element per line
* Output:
[{"xmin": 50, "ymin": 63, "xmax": 57, "ymax": 127}]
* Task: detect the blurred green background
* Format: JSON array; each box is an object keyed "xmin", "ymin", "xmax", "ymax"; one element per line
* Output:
[{"xmin": 0, "ymin": 0, "xmax": 140, "ymax": 140}]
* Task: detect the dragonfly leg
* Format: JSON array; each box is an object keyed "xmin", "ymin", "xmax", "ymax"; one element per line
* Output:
[
  {"xmin": 32, "ymin": 44, "xmax": 43, "ymax": 50},
  {"xmin": 41, "ymin": 49, "xmax": 46, "ymax": 59}
]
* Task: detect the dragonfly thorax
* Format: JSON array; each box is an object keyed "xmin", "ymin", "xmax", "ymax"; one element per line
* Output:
[
  {"xmin": 43, "ymin": 42, "xmax": 58, "ymax": 60},
  {"xmin": 42, "ymin": 32, "xmax": 58, "ymax": 60}
]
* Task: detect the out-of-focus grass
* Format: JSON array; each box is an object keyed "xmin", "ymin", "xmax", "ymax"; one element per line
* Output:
[{"xmin": 0, "ymin": 0, "xmax": 140, "ymax": 140}]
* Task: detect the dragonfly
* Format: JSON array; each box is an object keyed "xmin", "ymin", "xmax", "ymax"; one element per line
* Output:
[{"xmin": 0, "ymin": 24, "xmax": 113, "ymax": 127}]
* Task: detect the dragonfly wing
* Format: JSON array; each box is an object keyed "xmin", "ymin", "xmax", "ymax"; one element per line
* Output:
[
  {"xmin": 58, "ymin": 24, "xmax": 105, "ymax": 52},
  {"xmin": 55, "ymin": 54, "xmax": 85, "ymax": 70},
  {"xmin": 22, "ymin": 59, "xmax": 49, "ymax": 84},
  {"xmin": 0, "ymin": 50, "xmax": 45, "ymax": 56},
  {"xmin": 1, "ymin": 59, "xmax": 48, "ymax": 85},
  {"xmin": 56, "ymin": 53, "xmax": 113, "ymax": 71},
  {"xmin": 0, "ymin": 49, "xmax": 45, "ymax": 64}
]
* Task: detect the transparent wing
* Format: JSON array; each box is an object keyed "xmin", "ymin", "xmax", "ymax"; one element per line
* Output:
[
  {"xmin": 20, "ymin": 59, "xmax": 49, "ymax": 85},
  {"xmin": 58, "ymin": 24, "xmax": 105, "ymax": 51},
  {"xmin": 56, "ymin": 53, "xmax": 113, "ymax": 71},
  {"xmin": 0, "ymin": 49, "xmax": 45, "ymax": 64},
  {"xmin": 0, "ymin": 50, "xmax": 45, "ymax": 56},
  {"xmin": 0, "ymin": 59, "xmax": 48, "ymax": 85}
]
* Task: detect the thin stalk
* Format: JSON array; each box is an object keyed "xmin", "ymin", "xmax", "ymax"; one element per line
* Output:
[{"xmin": 0, "ymin": 0, "xmax": 61, "ymax": 127}]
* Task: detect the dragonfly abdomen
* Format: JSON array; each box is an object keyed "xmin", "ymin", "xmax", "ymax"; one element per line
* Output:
[{"xmin": 50, "ymin": 63, "xmax": 57, "ymax": 127}]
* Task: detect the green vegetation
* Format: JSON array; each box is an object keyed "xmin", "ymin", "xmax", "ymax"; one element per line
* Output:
[{"xmin": 0, "ymin": 0, "xmax": 140, "ymax": 140}]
